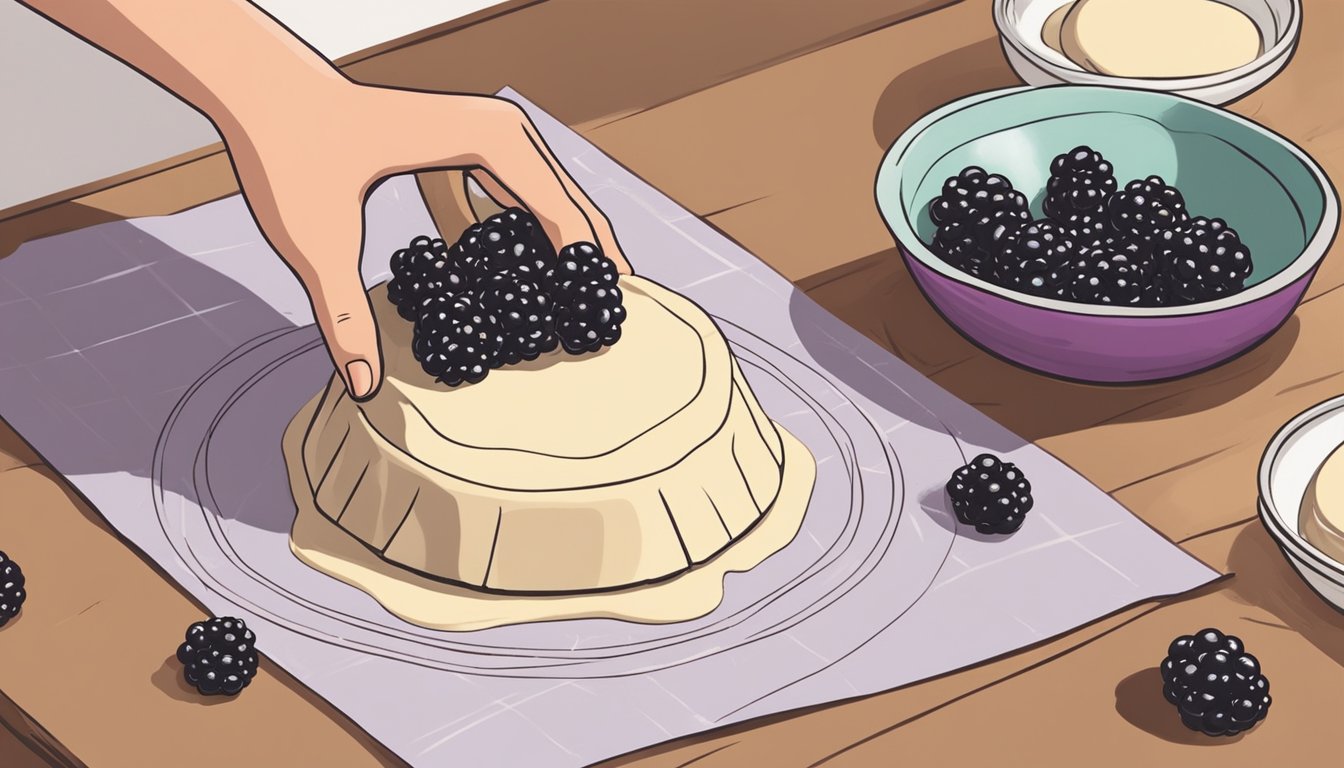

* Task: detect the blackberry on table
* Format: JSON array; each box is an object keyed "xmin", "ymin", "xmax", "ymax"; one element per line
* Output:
[
  {"xmin": 175, "ymin": 616, "xmax": 258, "ymax": 697},
  {"xmin": 1108, "ymin": 175, "xmax": 1189, "ymax": 241},
  {"xmin": 993, "ymin": 220, "xmax": 1075, "ymax": 298},
  {"xmin": 1043, "ymin": 145, "xmax": 1117, "ymax": 220},
  {"xmin": 1161, "ymin": 628, "xmax": 1271, "ymax": 736},
  {"xmin": 412, "ymin": 294, "xmax": 503, "ymax": 386},
  {"xmin": 555, "ymin": 282, "xmax": 626, "ymax": 354},
  {"xmin": 547, "ymin": 242, "xmax": 620, "ymax": 305},
  {"xmin": 928, "ymin": 166, "xmax": 1016, "ymax": 227},
  {"xmin": 479, "ymin": 275, "xmax": 557, "ymax": 364},
  {"xmin": 945, "ymin": 454, "xmax": 1033, "ymax": 535},
  {"xmin": 1066, "ymin": 237, "xmax": 1155, "ymax": 306},
  {"xmin": 0, "ymin": 551, "xmax": 25, "ymax": 628},
  {"xmin": 1158, "ymin": 217, "xmax": 1254, "ymax": 304}
]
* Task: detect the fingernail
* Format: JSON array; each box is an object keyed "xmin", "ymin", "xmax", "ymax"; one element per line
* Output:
[{"xmin": 345, "ymin": 360, "xmax": 374, "ymax": 400}]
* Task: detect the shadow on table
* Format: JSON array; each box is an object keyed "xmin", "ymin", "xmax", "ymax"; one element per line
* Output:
[
  {"xmin": 1113, "ymin": 667, "xmax": 1244, "ymax": 746},
  {"xmin": 871, "ymin": 37, "xmax": 1021, "ymax": 152},
  {"xmin": 792, "ymin": 248, "xmax": 1300, "ymax": 444},
  {"xmin": 1223, "ymin": 523, "xmax": 1344, "ymax": 668},
  {"xmin": 150, "ymin": 653, "xmax": 231, "ymax": 707}
]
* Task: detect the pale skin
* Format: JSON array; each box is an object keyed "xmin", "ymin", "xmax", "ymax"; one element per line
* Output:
[{"xmin": 20, "ymin": 0, "xmax": 631, "ymax": 401}]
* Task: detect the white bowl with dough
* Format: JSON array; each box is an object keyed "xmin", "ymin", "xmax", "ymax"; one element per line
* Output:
[
  {"xmin": 1258, "ymin": 394, "xmax": 1344, "ymax": 612},
  {"xmin": 993, "ymin": 0, "xmax": 1301, "ymax": 105}
]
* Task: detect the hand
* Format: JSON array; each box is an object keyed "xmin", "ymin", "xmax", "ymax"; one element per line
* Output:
[{"xmin": 222, "ymin": 82, "xmax": 630, "ymax": 401}]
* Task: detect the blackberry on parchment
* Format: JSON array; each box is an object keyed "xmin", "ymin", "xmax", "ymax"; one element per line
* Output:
[
  {"xmin": 1161, "ymin": 628, "xmax": 1271, "ymax": 736},
  {"xmin": 945, "ymin": 454, "xmax": 1033, "ymax": 535},
  {"xmin": 176, "ymin": 616, "xmax": 259, "ymax": 697}
]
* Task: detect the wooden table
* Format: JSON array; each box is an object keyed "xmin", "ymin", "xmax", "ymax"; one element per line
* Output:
[{"xmin": 2, "ymin": 1, "xmax": 1342, "ymax": 764}]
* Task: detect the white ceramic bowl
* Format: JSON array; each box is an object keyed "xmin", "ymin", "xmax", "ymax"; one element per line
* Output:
[
  {"xmin": 993, "ymin": 0, "xmax": 1301, "ymax": 105},
  {"xmin": 1259, "ymin": 394, "xmax": 1344, "ymax": 611}
]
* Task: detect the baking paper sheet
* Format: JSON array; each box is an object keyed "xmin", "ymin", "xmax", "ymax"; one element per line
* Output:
[{"xmin": 0, "ymin": 90, "xmax": 1218, "ymax": 767}]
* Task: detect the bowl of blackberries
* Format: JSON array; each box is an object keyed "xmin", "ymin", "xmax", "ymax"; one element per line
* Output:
[{"xmin": 876, "ymin": 85, "xmax": 1338, "ymax": 383}]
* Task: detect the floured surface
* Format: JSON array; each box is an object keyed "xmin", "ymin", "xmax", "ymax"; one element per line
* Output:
[{"xmin": 0, "ymin": 90, "xmax": 1218, "ymax": 767}]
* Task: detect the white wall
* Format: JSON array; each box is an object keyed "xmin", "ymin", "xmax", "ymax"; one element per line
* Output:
[{"xmin": 0, "ymin": 1, "xmax": 504, "ymax": 211}]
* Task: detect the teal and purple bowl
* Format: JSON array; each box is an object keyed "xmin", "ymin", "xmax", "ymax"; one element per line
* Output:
[{"xmin": 876, "ymin": 86, "xmax": 1338, "ymax": 384}]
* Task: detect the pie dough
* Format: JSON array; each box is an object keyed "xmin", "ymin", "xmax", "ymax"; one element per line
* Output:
[
  {"xmin": 285, "ymin": 275, "xmax": 815, "ymax": 599},
  {"xmin": 1060, "ymin": 0, "xmax": 1262, "ymax": 79},
  {"xmin": 1301, "ymin": 443, "xmax": 1344, "ymax": 565}
]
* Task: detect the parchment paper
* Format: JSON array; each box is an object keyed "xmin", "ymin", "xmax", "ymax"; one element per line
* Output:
[{"xmin": 0, "ymin": 90, "xmax": 1218, "ymax": 767}]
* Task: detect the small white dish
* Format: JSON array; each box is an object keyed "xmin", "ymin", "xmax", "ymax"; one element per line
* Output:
[
  {"xmin": 993, "ymin": 0, "xmax": 1302, "ymax": 105},
  {"xmin": 1259, "ymin": 394, "xmax": 1344, "ymax": 611}
]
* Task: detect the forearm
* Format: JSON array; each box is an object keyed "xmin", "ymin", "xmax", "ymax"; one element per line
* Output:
[{"xmin": 19, "ymin": 0, "xmax": 346, "ymax": 136}]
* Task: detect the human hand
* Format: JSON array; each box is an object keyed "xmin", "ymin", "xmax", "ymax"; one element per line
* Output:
[{"xmin": 222, "ymin": 81, "xmax": 630, "ymax": 401}]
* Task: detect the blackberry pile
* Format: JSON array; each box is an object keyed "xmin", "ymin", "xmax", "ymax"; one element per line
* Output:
[
  {"xmin": 945, "ymin": 454, "xmax": 1033, "ymax": 535},
  {"xmin": 176, "ymin": 616, "xmax": 259, "ymax": 697},
  {"xmin": 387, "ymin": 209, "xmax": 626, "ymax": 386},
  {"xmin": 927, "ymin": 146, "xmax": 1254, "ymax": 306},
  {"xmin": 1160, "ymin": 628, "xmax": 1271, "ymax": 736},
  {"xmin": 0, "ymin": 551, "xmax": 25, "ymax": 628}
]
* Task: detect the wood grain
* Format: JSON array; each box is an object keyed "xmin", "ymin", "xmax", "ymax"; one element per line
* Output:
[{"xmin": 2, "ymin": 0, "xmax": 1342, "ymax": 765}]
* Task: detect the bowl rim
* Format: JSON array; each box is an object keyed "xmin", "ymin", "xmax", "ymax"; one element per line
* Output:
[
  {"xmin": 876, "ymin": 84, "xmax": 1340, "ymax": 319},
  {"xmin": 1257, "ymin": 393, "xmax": 1344, "ymax": 584},
  {"xmin": 991, "ymin": 0, "xmax": 1302, "ymax": 90}
]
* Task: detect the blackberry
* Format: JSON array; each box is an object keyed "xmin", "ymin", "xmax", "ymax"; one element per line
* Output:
[
  {"xmin": 0, "ymin": 551, "xmax": 25, "ymax": 627},
  {"xmin": 1108, "ymin": 176, "xmax": 1189, "ymax": 241},
  {"xmin": 927, "ymin": 167, "xmax": 1015, "ymax": 227},
  {"xmin": 1161, "ymin": 628, "xmax": 1271, "ymax": 736},
  {"xmin": 175, "ymin": 616, "xmax": 258, "ymax": 697},
  {"xmin": 387, "ymin": 236, "xmax": 467, "ymax": 319},
  {"xmin": 945, "ymin": 454, "xmax": 1033, "ymax": 535},
  {"xmin": 931, "ymin": 220, "xmax": 992, "ymax": 278},
  {"xmin": 967, "ymin": 195, "xmax": 1030, "ymax": 258},
  {"xmin": 547, "ymin": 242, "xmax": 620, "ymax": 305},
  {"xmin": 412, "ymin": 294, "xmax": 503, "ymax": 386},
  {"xmin": 1043, "ymin": 145, "xmax": 1117, "ymax": 220},
  {"xmin": 1057, "ymin": 210, "xmax": 1112, "ymax": 247},
  {"xmin": 479, "ymin": 275, "xmax": 557, "ymax": 364},
  {"xmin": 1066, "ymin": 237, "xmax": 1155, "ymax": 306},
  {"xmin": 476, "ymin": 207, "xmax": 557, "ymax": 281},
  {"xmin": 1157, "ymin": 217, "xmax": 1254, "ymax": 304},
  {"xmin": 555, "ymin": 282, "xmax": 626, "ymax": 354},
  {"xmin": 993, "ymin": 220, "xmax": 1075, "ymax": 297}
]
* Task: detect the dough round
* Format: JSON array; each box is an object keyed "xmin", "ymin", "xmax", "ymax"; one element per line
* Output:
[
  {"xmin": 287, "ymin": 275, "xmax": 815, "ymax": 594},
  {"xmin": 1301, "ymin": 443, "xmax": 1344, "ymax": 565},
  {"xmin": 1061, "ymin": 0, "xmax": 1262, "ymax": 79},
  {"xmin": 1041, "ymin": 2, "xmax": 1074, "ymax": 57}
]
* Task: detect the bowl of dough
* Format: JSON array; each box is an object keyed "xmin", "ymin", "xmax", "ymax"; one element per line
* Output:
[
  {"xmin": 875, "ymin": 85, "xmax": 1338, "ymax": 383},
  {"xmin": 993, "ymin": 0, "xmax": 1301, "ymax": 105},
  {"xmin": 1259, "ymin": 394, "xmax": 1344, "ymax": 611}
]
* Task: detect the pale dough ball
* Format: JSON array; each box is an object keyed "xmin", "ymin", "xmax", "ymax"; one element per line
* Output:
[{"xmin": 1061, "ymin": 0, "xmax": 1262, "ymax": 78}]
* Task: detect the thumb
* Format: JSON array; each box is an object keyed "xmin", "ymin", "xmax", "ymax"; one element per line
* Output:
[{"xmin": 306, "ymin": 267, "xmax": 383, "ymax": 402}]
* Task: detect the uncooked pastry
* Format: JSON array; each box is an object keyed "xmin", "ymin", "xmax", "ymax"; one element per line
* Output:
[
  {"xmin": 286, "ymin": 275, "xmax": 815, "ymax": 601},
  {"xmin": 1060, "ymin": 0, "xmax": 1262, "ymax": 79},
  {"xmin": 1301, "ymin": 443, "xmax": 1344, "ymax": 566}
]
